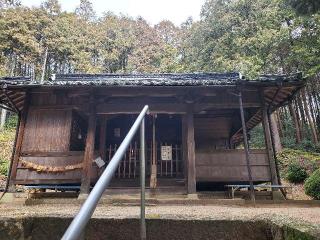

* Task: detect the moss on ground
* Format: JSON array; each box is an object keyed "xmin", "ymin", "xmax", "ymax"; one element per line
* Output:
[
  {"xmin": 281, "ymin": 224, "xmax": 318, "ymax": 240},
  {"xmin": 278, "ymin": 149, "xmax": 320, "ymax": 163},
  {"xmin": 277, "ymin": 148, "xmax": 320, "ymax": 178}
]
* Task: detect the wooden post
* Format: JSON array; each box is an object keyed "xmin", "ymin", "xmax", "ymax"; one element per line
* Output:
[
  {"xmin": 150, "ymin": 114, "xmax": 157, "ymax": 188},
  {"xmin": 8, "ymin": 93, "xmax": 29, "ymax": 192},
  {"xmin": 238, "ymin": 91, "xmax": 255, "ymax": 202},
  {"xmin": 184, "ymin": 106, "xmax": 196, "ymax": 194},
  {"xmin": 80, "ymin": 97, "xmax": 97, "ymax": 194},
  {"xmin": 181, "ymin": 115, "xmax": 187, "ymax": 188},
  {"xmin": 99, "ymin": 115, "xmax": 107, "ymax": 161},
  {"xmin": 262, "ymin": 106, "xmax": 279, "ymax": 186}
]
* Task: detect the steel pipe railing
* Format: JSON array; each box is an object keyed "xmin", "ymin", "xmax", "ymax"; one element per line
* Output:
[
  {"xmin": 62, "ymin": 105, "xmax": 149, "ymax": 240},
  {"xmin": 140, "ymin": 116, "xmax": 146, "ymax": 240}
]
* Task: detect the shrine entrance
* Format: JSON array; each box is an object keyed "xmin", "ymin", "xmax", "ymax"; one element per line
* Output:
[{"xmin": 101, "ymin": 114, "xmax": 184, "ymax": 189}]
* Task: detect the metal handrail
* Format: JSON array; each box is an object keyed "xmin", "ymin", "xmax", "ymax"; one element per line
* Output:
[{"xmin": 62, "ymin": 105, "xmax": 149, "ymax": 240}]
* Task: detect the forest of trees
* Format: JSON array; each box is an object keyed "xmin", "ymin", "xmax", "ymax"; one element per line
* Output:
[{"xmin": 0, "ymin": 0, "xmax": 320, "ymax": 151}]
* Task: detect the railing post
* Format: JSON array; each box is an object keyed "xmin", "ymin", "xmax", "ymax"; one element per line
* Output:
[{"xmin": 140, "ymin": 117, "xmax": 146, "ymax": 240}]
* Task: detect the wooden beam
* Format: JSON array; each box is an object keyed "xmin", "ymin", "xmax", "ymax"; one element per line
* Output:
[
  {"xmin": 2, "ymin": 88, "xmax": 19, "ymax": 113},
  {"xmin": 80, "ymin": 97, "xmax": 97, "ymax": 194},
  {"xmin": 0, "ymin": 104, "xmax": 14, "ymax": 112},
  {"xmin": 184, "ymin": 105, "xmax": 196, "ymax": 194},
  {"xmin": 30, "ymin": 104, "xmax": 88, "ymax": 111},
  {"xmin": 94, "ymin": 86, "xmax": 220, "ymax": 97},
  {"xmin": 8, "ymin": 93, "xmax": 30, "ymax": 192},
  {"xmin": 96, "ymin": 101, "xmax": 261, "ymax": 115},
  {"xmin": 21, "ymin": 151, "xmax": 84, "ymax": 157},
  {"xmin": 97, "ymin": 103, "xmax": 188, "ymax": 114}
]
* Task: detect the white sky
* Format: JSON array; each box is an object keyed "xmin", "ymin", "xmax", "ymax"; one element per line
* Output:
[{"xmin": 20, "ymin": 0, "xmax": 204, "ymax": 26}]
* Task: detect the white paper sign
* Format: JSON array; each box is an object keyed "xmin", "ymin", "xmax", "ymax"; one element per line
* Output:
[
  {"xmin": 114, "ymin": 128, "xmax": 120, "ymax": 137},
  {"xmin": 94, "ymin": 157, "xmax": 105, "ymax": 168},
  {"xmin": 161, "ymin": 146, "xmax": 172, "ymax": 161}
]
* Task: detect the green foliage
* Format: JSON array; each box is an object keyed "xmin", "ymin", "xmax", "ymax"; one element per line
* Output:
[
  {"xmin": 283, "ymin": 225, "xmax": 317, "ymax": 240},
  {"xmin": 181, "ymin": 0, "xmax": 292, "ymax": 77},
  {"xmin": 278, "ymin": 148, "xmax": 320, "ymax": 163},
  {"xmin": 249, "ymin": 124, "xmax": 265, "ymax": 149},
  {"xmin": 0, "ymin": 127, "xmax": 15, "ymax": 176},
  {"xmin": 4, "ymin": 114, "xmax": 18, "ymax": 130},
  {"xmin": 0, "ymin": 1, "xmax": 185, "ymax": 78},
  {"xmin": 180, "ymin": 0, "xmax": 320, "ymax": 80},
  {"xmin": 0, "ymin": 0, "xmax": 319, "ymax": 79},
  {"xmin": 281, "ymin": 113, "xmax": 320, "ymax": 152},
  {"xmin": 285, "ymin": 0, "xmax": 320, "ymax": 15},
  {"xmin": 304, "ymin": 169, "xmax": 320, "ymax": 199},
  {"xmin": 250, "ymin": 112, "xmax": 320, "ymax": 152},
  {"xmin": 277, "ymin": 148, "xmax": 319, "ymax": 179},
  {"xmin": 0, "ymin": 159, "xmax": 9, "ymax": 176},
  {"xmin": 286, "ymin": 162, "xmax": 308, "ymax": 183}
]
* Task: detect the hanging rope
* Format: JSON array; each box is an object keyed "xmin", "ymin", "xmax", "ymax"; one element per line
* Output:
[{"xmin": 20, "ymin": 159, "xmax": 83, "ymax": 173}]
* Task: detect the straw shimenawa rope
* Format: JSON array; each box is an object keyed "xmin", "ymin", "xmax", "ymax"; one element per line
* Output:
[{"xmin": 20, "ymin": 160, "xmax": 83, "ymax": 173}]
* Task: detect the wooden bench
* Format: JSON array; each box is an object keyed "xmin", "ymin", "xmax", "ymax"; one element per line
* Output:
[{"xmin": 225, "ymin": 184, "xmax": 293, "ymax": 199}]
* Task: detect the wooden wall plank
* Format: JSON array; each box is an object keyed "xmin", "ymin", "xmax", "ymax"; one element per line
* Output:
[
  {"xmin": 21, "ymin": 109, "xmax": 72, "ymax": 152},
  {"xmin": 195, "ymin": 150, "xmax": 271, "ymax": 182},
  {"xmin": 15, "ymin": 152, "xmax": 99, "ymax": 184}
]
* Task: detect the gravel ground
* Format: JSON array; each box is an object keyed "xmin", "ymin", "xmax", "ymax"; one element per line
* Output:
[{"xmin": 0, "ymin": 203, "xmax": 320, "ymax": 228}]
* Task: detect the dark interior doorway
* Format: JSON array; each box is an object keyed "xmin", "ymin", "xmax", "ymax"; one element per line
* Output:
[{"xmin": 99, "ymin": 114, "xmax": 184, "ymax": 188}]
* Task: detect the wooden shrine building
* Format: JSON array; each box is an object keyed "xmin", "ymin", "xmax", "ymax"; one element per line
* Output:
[{"xmin": 0, "ymin": 73, "xmax": 304, "ymax": 196}]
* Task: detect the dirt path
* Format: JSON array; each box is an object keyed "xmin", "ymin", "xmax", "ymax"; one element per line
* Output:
[{"xmin": 1, "ymin": 203, "xmax": 320, "ymax": 227}]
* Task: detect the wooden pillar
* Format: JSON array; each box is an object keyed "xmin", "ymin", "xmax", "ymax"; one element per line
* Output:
[
  {"xmin": 99, "ymin": 115, "xmax": 107, "ymax": 161},
  {"xmin": 183, "ymin": 106, "xmax": 196, "ymax": 194},
  {"xmin": 80, "ymin": 97, "xmax": 97, "ymax": 194},
  {"xmin": 8, "ymin": 93, "xmax": 29, "ymax": 192},
  {"xmin": 150, "ymin": 114, "xmax": 157, "ymax": 188},
  {"xmin": 181, "ymin": 115, "xmax": 187, "ymax": 182},
  {"xmin": 262, "ymin": 106, "xmax": 279, "ymax": 186}
]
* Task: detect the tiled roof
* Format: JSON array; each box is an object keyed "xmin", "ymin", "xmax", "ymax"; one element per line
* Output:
[{"xmin": 0, "ymin": 72, "xmax": 303, "ymax": 87}]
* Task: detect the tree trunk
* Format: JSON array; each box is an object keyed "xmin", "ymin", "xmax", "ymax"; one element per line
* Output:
[
  {"xmin": 295, "ymin": 99, "xmax": 304, "ymax": 139},
  {"xmin": 308, "ymin": 89, "xmax": 319, "ymax": 134},
  {"xmin": 0, "ymin": 109, "xmax": 7, "ymax": 130},
  {"xmin": 275, "ymin": 110, "xmax": 283, "ymax": 138},
  {"xmin": 270, "ymin": 113, "xmax": 282, "ymax": 153},
  {"xmin": 307, "ymin": 86, "xmax": 318, "ymax": 134},
  {"xmin": 41, "ymin": 47, "xmax": 48, "ymax": 83},
  {"xmin": 289, "ymin": 103, "xmax": 302, "ymax": 144},
  {"xmin": 301, "ymin": 89, "xmax": 318, "ymax": 144}
]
